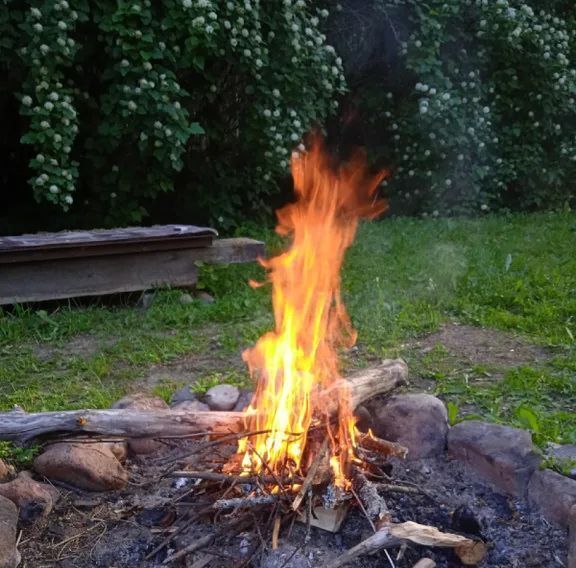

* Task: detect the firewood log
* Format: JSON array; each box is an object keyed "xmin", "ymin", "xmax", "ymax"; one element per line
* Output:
[{"xmin": 0, "ymin": 359, "xmax": 407, "ymax": 443}]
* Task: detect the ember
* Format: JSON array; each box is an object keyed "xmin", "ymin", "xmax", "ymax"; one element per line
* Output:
[{"xmin": 237, "ymin": 133, "xmax": 387, "ymax": 486}]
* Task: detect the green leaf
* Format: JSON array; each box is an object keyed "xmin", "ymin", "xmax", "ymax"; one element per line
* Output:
[
  {"xmin": 189, "ymin": 122, "xmax": 205, "ymax": 135},
  {"xmin": 446, "ymin": 401, "xmax": 460, "ymax": 426},
  {"xmin": 516, "ymin": 406, "xmax": 540, "ymax": 433}
]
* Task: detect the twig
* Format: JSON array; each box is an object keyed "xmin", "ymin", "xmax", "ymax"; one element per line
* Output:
[
  {"xmin": 162, "ymin": 533, "xmax": 215, "ymax": 565},
  {"xmin": 166, "ymin": 471, "xmax": 298, "ymax": 485},
  {"xmin": 292, "ymin": 438, "xmax": 329, "ymax": 511},
  {"xmin": 213, "ymin": 495, "xmax": 279, "ymax": 510}
]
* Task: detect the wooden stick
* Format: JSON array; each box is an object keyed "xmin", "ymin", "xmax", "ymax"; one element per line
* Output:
[
  {"xmin": 0, "ymin": 360, "xmax": 407, "ymax": 443},
  {"xmin": 292, "ymin": 438, "xmax": 329, "ymax": 511},
  {"xmin": 212, "ymin": 495, "xmax": 279, "ymax": 510},
  {"xmin": 322, "ymin": 521, "xmax": 483, "ymax": 568},
  {"xmin": 166, "ymin": 471, "xmax": 298, "ymax": 485},
  {"xmin": 356, "ymin": 431, "xmax": 408, "ymax": 459},
  {"xmin": 353, "ymin": 469, "xmax": 391, "ymax": 526},
  {"xmin": 163, "ymin": 534, "xmax": 215, "ymax": 565}
]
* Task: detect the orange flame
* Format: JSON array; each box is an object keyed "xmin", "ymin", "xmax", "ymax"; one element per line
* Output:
[{"xmin": 239, "ymin": 133, "xmax": 387, "ymax": 485}]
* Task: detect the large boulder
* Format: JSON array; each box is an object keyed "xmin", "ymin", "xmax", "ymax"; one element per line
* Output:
[
  {"xmin": 204, "ymin": 384, "xmax": 240, "ymax": 411},
  {"xmin": 528, "ymin": 469, "xmax": 576, "ymax": 526},
  {"xmin": 448, "ymin": 421, "xmax": 541, "ymax": 497},
  {"xmin": 34, "ymin": 443, "xmax": 128, "ymax": 492},
  {"xmin": 0, "ymin": 471, "xmax": 59, "ymax": 524},
  {"xmin": 0, "ymin": 495, "xmax": 20, "ymax": 568},
  {"xmin": 371, "ymin": 394, "xmax": 448, "ymax": 460}
]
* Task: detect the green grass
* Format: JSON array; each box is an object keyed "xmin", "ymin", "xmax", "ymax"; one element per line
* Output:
[{"xmin": 1, "ymin": 211, "xmax": 575, "ymax": 448}]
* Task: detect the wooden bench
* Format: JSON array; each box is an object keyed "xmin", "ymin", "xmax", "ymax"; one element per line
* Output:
[{"xmin": 0, "ymin": 225, "xmax": 264, "ymax": 305}]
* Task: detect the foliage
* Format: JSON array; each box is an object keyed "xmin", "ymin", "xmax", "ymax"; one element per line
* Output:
[
  {"xmin": 0, "ymin": 0, "xmax": 344, "ymax": 227},
  {"xmin": 345, "ymin": 0, "xmax": 576, "ymax": 216}
]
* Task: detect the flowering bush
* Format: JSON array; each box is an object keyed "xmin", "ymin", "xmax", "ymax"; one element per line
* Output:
[
  {"xmin": 349, "ymin": 0, "xmax": 576, "ymax": 216},
  {"xmin": 1, "ymin": 0, "xmax": 344, "ymax": 227}
]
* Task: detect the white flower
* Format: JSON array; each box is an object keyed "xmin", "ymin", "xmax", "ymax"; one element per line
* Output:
[
  {"xmin": 272, "ymin": 88, "xmax": 280, "ymax": 97},
  {"xmin": 445, "ymin": 179, "xmax": 452, "ymax": 187},
  {"xmin": 273, "ymin": 109, "xmax": 280, "ymax": 118},
  {"xmin": 429, "ymin": 88, "xmax": 437, "ymax": 95},
  {"xmin": 243, "ymin": 48, "xmax": 251, "ymax": 57},
  {"xmin": 205, "ymin": 25, "xmax": 214, "ymax": 33},
  {"xmin": 128, "ymin": 101, "xmax": 137, "ymax": 111},
  {"xmin": 241, "ymin": 28, "xmax": 249, "ymax": 37},
  {"xmin": 193, "ymin": 16, "xmax": 205, "ymax": 26},
  {"xmin": 210, "ymin": 85, "xmax": 217, "ymax": 93},
  {"xmin": 44, "ymin": 101, "xmax": 54, "ymax": 111},
  {"xmin": 480, "ymin": 204, "xmax": 488, "ymax": 211},
  {"xmin": 414, "ymin": 40, "xmax": 422, "ymax": 48},
  {"xmin": 40, "ymin": 44, "xmax": 50, "ymax": 55},
  {"xmin": 22, "ymin": 95, "xmax": 33, "ymax": 107},
  {"xmin": 154, "ymin": 121, "xmax": 162, "ymax": 129},
  {"xmin": 208, "ymin": 11, "xmax": 217, "ymax": 20},
  {"xmin": 40, "ymin": 120, "xmax": 50, "ymax": 129},
  {"xmin": 36, "ymin": 176, "xmax": 45, "ymax": 186},
  {"xmin": 58, "ymin": 21, "xmax": 67, "ymax": 30},
  {"xmin": 65, "ymin": 195, "xmax": 74, "ymax": 204},
  {"xmin": 164, "ymin": 128, "xmax": 172, "ymax": 137},
  {"xmin": 290, "ymin": 133, "xmax": 299, "ymax": 141},
  {"xmin": 31, "ymin": 7, "xmax": 42, "ymax": 18},
  {"xmin": 230, "ymin": 38, "xmax": 238, "ymax": 47},
  {"xmin": 121, "ymin": 59, "xmax": 129, "ymax": 68},
  {"xmin": 140, "ymin": 132, "xmax": 148, "ymax": 141},
  {"xmin": 49, "ymin": 185, "xmax": 59, "ymax": 194},
  {"xmin": 53, "ymin": 133, "xmax": 62, "ymax": 143},
  {"xmin": 182, "ymin": 0, "xmax": 192, "ymax": 7},
  {"xmin": 143, "ymin": 61, "xmax": 152, "ymax": 71},
  {"xmin": 33, "ymin": 22, "xmax": 43, "ymax": 32},
  {"xmin": 263, "ymin": 109, "xmax": 272, "ymax": 118},
  {"xmin": 442, "ymin": 93, "xmax": 450, "ymax": 101}
]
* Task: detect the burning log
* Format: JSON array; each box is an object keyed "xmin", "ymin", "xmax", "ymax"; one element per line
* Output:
[{"xmin": 0, "ymin": 359, "xmax": 407, "ymax": 443}]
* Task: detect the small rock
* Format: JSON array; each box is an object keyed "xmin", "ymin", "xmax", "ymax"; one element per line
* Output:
[
  {"xmin": 34, "ymin": 443, "xmax": 128, "ymax": 492},
  {"xmin": 0, "ymin": 494, "xmax": 20, "ymax": 568},
  {"xmin": 0, "ymin": 471, "xmax": 59, "ymax": 524},
  {"xmin": 179, "ymin": 293, "xmax": 194, "ymax": 305},
  {"xmin": 204, "ymin": 384, "xmax": 240, "ymax": 411},
  {"xmin": 111, "ymin": 393, "xmax": 169, "ymax": 411},
  {"xmin": 111, "ymin": 393, "xmax": 169, "ymax": 455},
  {"xmin": 0, "ymin": 459, "xmax": 15, "ymax": 483},
  {"xmin": 108, "ymin": 442, "xmax": 128, "ymax": 463},
  {"xmin": 170, "ymin": 385, "xmax": 197, "ymax": 406},
  {"xmin": 171, "ymin": 400, "xmax": 210, "ymax": 412},
  {"xmin": 197, "ymin": 291, "xmax": 215, "ymax": 304},
  {"xmin": 372, "ymin": 394, "xmax": 448, "ymax": 460},
  {"xmin": 548, "ymin": 444, "xmax": 576, "ymax": 478},
  {"xmin": 448, "ymin": 421, "xmax": 541, "ymax": 496},
  {"xmin": 233, "ymin": 389, "xmax": 254, "ymax": 412},
  {"xmin": 528, "ymin": 468, "xmax": 576, "ymax": 526}
]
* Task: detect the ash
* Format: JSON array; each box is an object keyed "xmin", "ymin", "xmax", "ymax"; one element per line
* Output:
[{"xmin": 19, "ymin": 453, "xmax": 567, "ymax": 568}]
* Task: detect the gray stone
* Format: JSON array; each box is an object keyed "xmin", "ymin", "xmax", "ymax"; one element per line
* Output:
[
  {"xmin": 179, "ymin": 293, "xmax": 194, "ymax": 304},
  {"xmin": 548, "ymin": 444, "xmax": 576, "ymax": 478},
  {"xmin": 171, "ymin": 399, "xmax": 210, "ymax": 412},
  {"xmin": 204, "ymin": 384, "xmax": 240, "ymax": 411},
  {"xmin": 448, "ymin": 421, "xmax": 541, "ymax": 496},
  {"xmin": 528, "ymin": 469, "xmax": 576, "ymax": 526},
  {"xmin": 0, "ymin": 471, "xmax": 59, "ymax": 524},
  {"xmin": 372, "ymin": 394, "xmax": 448, "ymax": 460},
  {"xmin": 34, "ymin": 443, "xmax": 128, "ymax": 492},
  {"xmin": 197, "ymin": 291, "xmax": 215, "ymax": 304},
  {"xmin": 0, "ymin": 494, "xmax": 20, "ymax": 568},
  {"xmin": 170, "ymin": 385, "xmax": 197, "ymax": 406},
  {"xmin": 111, "ymin": 393, "xmax": 168, "ymax": 455}
]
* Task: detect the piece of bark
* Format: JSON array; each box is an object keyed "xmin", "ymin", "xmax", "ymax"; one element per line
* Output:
[
  {"xmin": 0, "ymin": 360, "xmax": 407, "ymax": 443},
  {"xmin": 353, "ymin": 469, "xmax": 391, "ymax": 527},
  {"xmin": 322, "ymin": 521, "xmax": 483, "ymax": 568}
]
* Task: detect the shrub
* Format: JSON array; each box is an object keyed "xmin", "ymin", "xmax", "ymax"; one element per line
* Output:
[
  {"xmin": 333, "ymin": 0, "xmax": 576, "ymax": 216},
  {"xmin": 0, "ymin": 0, "xmax": 344, "ymax": 229}
]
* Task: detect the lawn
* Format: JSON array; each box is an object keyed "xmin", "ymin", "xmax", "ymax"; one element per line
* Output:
[{"xmin": 1, "ymin": 211, "xmax": 575, "ymax": 458}]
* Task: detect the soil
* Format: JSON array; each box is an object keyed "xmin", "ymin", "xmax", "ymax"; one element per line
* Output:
[
  {"xmin": 412, "ymin": 322, "xmax": 548, "ymax": 370},
  {"xmin": 18, "ymin": 446, "xmax": 567, "ymax": 568}
]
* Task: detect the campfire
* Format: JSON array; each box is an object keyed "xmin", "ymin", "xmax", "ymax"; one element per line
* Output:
[
  {"xmin": 157, "ymin": 135, "xmax": 485, "ymax": 566},
  {"xmin": 0, "ymin": 134, "xmax": 494, "ymax": 567}
]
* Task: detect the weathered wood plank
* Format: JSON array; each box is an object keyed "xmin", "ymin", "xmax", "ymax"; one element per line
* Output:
[{"xmin": 0, "ymin": 238, "xmax": 264, "ymax": 305}]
